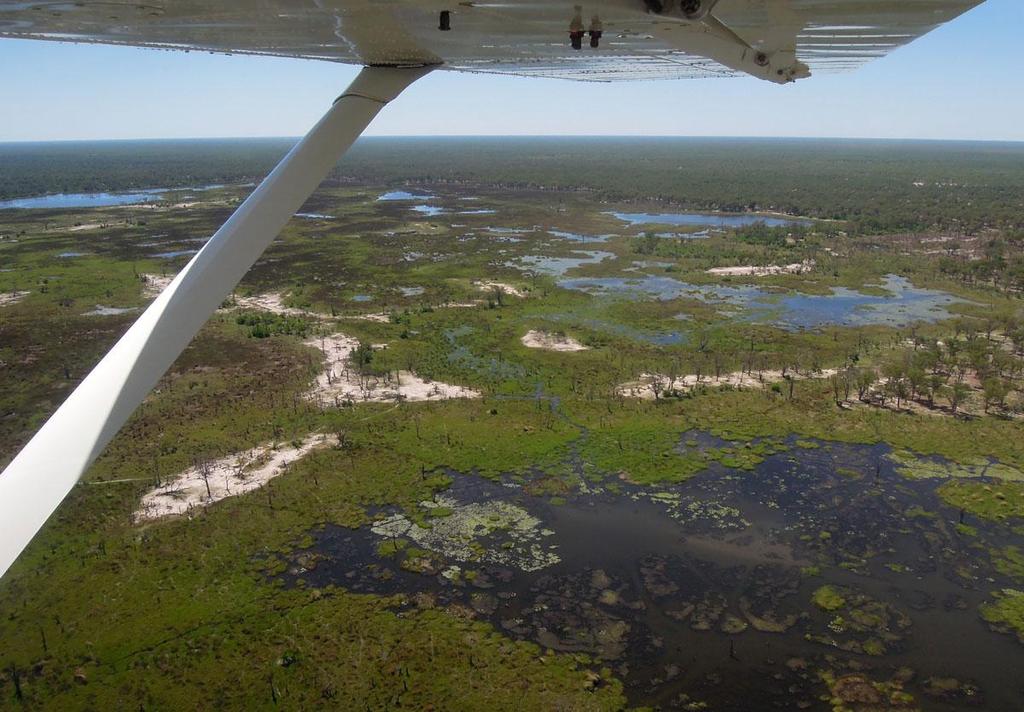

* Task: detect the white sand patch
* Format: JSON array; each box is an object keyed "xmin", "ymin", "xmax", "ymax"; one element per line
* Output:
[
  {"xmin": 618, "ymin": 368, "xmax": 837, "ymax": 400},
  {"xmin": 342, "ymin": 312, "xmax": 392, "ymax": 323},
  {"xmin": 140, "ymin": 273, "xmax": 174, "ymax": 298},
  {"xmin": 854, "ymin": 374, "xmax": 1023, "ymax": 421},
  {"xmin": 304, "ymin": 333, "xmax": 480, "ymax": 406},
  {"xmin": 66, "ymin": 223, "xmax": 105, "ymax": 232},
  {"xmin": 706, "ymin": 260, "xmax": 814, "ymax": 277},
  {"xmin": 83, "ymin": 305, "xmax": 138, "ymax": 317},
  {"xmin": 521, "ymin": 330, "xmax": 589, "ymax": 352},
  {"xmin": 344, "ymin": 303, "xmax": 484, "ymax": 319},
  {"xmin": 0, "ymin": 291, "xmax": 29, "ymax": 307},
  {"xmin": 474, "ymin": 280, "xmax": 527, "ymax": 298},
  {"xmin": 134, "ymin": 201, "xmax": 202, "ymax": 210},
  {"xmin": 134, "ymin": 433, "xmax": 337, "ymax": 522},
  {"xmin": 232, "ymin": 292, "xmax": 324, "ymax": 318}
]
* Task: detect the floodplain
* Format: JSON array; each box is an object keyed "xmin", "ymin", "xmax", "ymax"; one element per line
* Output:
[{"xmin": 1, "ymin": 138, "xmax": 1023, "ymax": 710}]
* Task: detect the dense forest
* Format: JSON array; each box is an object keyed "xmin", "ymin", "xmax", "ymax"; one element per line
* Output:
[
  {"xmin": 340, "ymin": 137, "xmax": 1024, "ymax": 234},
  {"xmin": 0, "ymin": 138, "xmax": 293, "ymax": 199},
  {"xmin": 2, "ymin": 137, "xmax": 1024, "ymax": 234}
]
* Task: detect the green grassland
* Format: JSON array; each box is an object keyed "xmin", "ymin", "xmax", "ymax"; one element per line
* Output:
[{"xmin": 2, "ymin": 140, "xmax": 1024, "ymax": 708}]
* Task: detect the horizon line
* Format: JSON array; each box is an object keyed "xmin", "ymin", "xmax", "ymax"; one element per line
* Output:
[{"xmin": 2, "ymin": 135, "xmax": 1024, "ymax": 146}]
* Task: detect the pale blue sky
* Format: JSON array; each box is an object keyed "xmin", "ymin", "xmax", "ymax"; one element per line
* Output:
[{"xmin": 0, "ymin": 0, "xmax": 1019, "ymax": 142}]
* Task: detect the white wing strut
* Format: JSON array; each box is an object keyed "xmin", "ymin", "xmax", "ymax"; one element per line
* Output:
[{"xmin": 0, "ymin": 65, "xmax": 432, "ymax": 579}]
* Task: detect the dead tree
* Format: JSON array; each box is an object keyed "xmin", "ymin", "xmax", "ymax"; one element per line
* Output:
[{"xmin": 196, "ymin": 459, "xmax": 214, "ymax": 501}]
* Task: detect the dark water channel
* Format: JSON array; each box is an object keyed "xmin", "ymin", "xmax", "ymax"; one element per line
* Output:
[{"xmin": 282, "ymin": 435, "xmax": 1024, "ymax": 710}]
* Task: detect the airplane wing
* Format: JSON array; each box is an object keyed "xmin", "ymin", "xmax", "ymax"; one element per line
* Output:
[{"xmin": 0, "ymin": 1, "xmax": 983, "ymax": 84}]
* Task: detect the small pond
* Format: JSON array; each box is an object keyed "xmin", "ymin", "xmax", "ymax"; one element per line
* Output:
[
  {"xmin": 513, "ymin": 250, "xmax": 615, "ymax": 277},
  {"xmin": 0, "ymin": 184, "xmax": 225, "ymax": 210},
  {"xmin": 377, "ymin": 191, "xmax": 436, "ymax": 201},
  {"xmin": 411, "ymin": 205, "xmax": 445, "ymax": 216}
]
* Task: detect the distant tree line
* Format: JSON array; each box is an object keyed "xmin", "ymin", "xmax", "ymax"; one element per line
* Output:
[
  {"xmin": 336, "ymin": 137, "xmax": 1024, "ymax": 235},
  {"xmin": 4, "ymin": 138, "xmax": 1024, "ymax": 235}
]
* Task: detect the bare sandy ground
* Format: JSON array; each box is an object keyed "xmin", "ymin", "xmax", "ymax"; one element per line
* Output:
[
  {"xmin": 521, "ymin": 330, "xmax": 589, "ymax": 352},
  {"xmin": 141, "ymin": 278, "xmax": 328, "ymax": 319},
  {"xmin": 706, "ymin": 260, "xmax": 814, "ymax": 277},
  {"xmin": 232, "ymin": 292, "xmax": 324, "ymax": 318},
  {"xmin": 66, "ymin": 223, "xmax": 105, "ymax": 232},
  {"xmin": 135, "ymin": 201, "xmax": 203, "ymax": 210},
  {"xmin": 0, "ymin": 291, "xmax": 29, "ymax": 307},
  {"xmin": 304, "ymin": 333, "xmax": 480, "ymax": 405},
  {"xmin": 475, "ymin": 280, "xmax": 527, "ymax": 298},
  {"xmin": 138, "ymin": 277, "xmax": 490, "ymax": 326},
  {"xmin": 618, "ymin": 368, "xmax": 837, "ymax": 400},
  {"xmin": 342, "ymin": 312, "xmax": 392, "ymax": 323},
  {"xmin": 141, "ymin": 273, "xmax": 174, "ymax": 298},
  {"xmin": 134, "ymin": 433, "xmax": 337, "ymax": 521},
  {"xmin": 855, "ymin": 375, "xmax": 1022, "ymax": 421}
]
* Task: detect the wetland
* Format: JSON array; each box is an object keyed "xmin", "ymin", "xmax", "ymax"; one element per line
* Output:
[
  {"xmin": 283, "ymin": 431, "xmax": 1023, "ymax": 710},
  {"xmin": 1, "ymin": 137, "xmax": 1023, "ymax": 710}
]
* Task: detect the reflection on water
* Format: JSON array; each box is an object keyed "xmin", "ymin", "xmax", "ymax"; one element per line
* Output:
[
  {"xmin": 548, "ymin": 229, "xmax": 615, "ymax": 244},
  {"xmin": 377, "ymin": 190, "xmax": 436, "ymax": 201},
  {"xmin": 559, "ymin": 274, "xmax": 966, "ymax": 330},
  {"xmin": 376, "ymin": 191, "xmax": 445, "ymax": 215},
  {"xmin": 758, "ymin": 278, "xmax": 966, "ymax": 330},
  {"xmin": 608, "ymin": 211, "xmax": 812, "ymax": 228},
  {"xmin": 0, "ymin": 184, "xmax": 226, "ymax": 210},
  {"xmin": 514, "ymin": 250, "xmax": 614, "ymax": 276},
  {"xmin": 0, "ymin": 189, "xmax": 167, "ymax": 210},
  {"xmin": 283, "ymin": 433, "xmax": 1024, "ymax": 710},
  {"xmin": 411, "ymin": 204, "xmax": 445, "ymax": 216}
]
